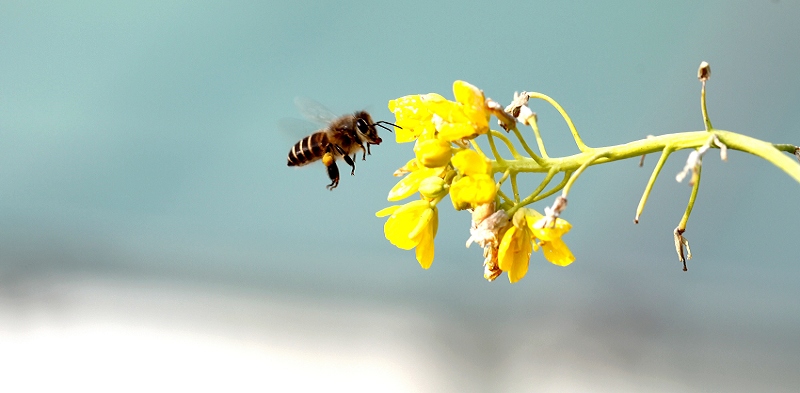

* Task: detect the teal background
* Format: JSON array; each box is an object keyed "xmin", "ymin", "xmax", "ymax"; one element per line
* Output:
[{"xmin": 1, "ymin": 1, "xmax": 799, "ymax": 391}]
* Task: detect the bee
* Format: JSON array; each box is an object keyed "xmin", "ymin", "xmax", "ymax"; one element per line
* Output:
[{"xmin": 286, "ymin": 108, "xmax": 397, "ymax": 190}]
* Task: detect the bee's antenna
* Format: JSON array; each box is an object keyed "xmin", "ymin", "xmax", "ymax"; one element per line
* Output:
[{"xmin": 374, "ymin": 121, "xmax": 400, "ymax": 132}]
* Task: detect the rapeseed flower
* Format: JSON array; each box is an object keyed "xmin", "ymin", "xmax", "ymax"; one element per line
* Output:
[{"xmin": 376, "ymin": 200, "xmax": 439, "ymax": 269}]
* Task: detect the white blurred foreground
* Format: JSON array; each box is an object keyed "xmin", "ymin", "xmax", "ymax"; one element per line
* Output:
[{"xmin": 0, "ymin": 276, "xmax": 796, "ymax": 392}]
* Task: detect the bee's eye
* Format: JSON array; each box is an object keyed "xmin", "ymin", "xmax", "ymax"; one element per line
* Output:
[{"xmin": 356, "ymin": 119, "xmax": 369, "ymax": 133}]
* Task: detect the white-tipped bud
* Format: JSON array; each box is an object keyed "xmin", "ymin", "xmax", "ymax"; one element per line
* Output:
[{"xmin": 698, "ymin": 61, "xmax": 711, "ymax": 82}]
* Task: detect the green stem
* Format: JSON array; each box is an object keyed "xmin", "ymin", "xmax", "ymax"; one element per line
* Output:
[
  {"xmin": 715, "ymin": 133, "xmax": 800, "ymax": 183},
  {"xmin": 527, "ymin": 92, "xmax": 590, "ymax": 152},
  {"xmin": 532, "ymin": 171, "xmax": 571, "ymax": 204},
  {"xmin": 486, "ymin": 131, "xmax": 504, "ymax": 163},
  {"xmin": 510, "ymin": 172, "xmax": 520, "ymax": 202},
  {"xmin": 678, "ymin": 165, "xmax": 701, "ymax": 231},
  {"xmin": 507, "ymin": 169, "xmax": 557, "ymax": 216},
  {"xmin": 562, "ymin": 152, "xmax": 610, "ymax": 197},
  {"xmin": 701, "ymin": 81, "xmax": 713, "ymax": 131},
  {"xmin": 635, "ymin": 146, "xmax": 675, "ymax": 223},
  {"xmin": 496, "ymin": 189, "xmax": 514, "ymax": 204},
  {"xmin": 490, "ymin": 130, "xmax": 523, "ymax": 159},
  {"xmin": 528, "ymin": 114, "xmax": 548, "ymax": 159},
  {"xmin": 509, "ymin": 125, "xmax": 543, "ymax": 164},
  {"xmin": 491, "ymin": 130, "xmax": 800, "ymax": 184}
]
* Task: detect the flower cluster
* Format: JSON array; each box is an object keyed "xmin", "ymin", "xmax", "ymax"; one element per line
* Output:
[
  {"xmin": 372, "ymin": 64, "xmax": 800, "ymax": 281},
  {"xmin": 376, "ymin": 81, "xmax": 575, "ymax": 282}
]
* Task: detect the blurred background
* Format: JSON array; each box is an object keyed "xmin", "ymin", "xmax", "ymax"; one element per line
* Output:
[{"xmin": 1, "ymin": 1, "xmax": 799, "ymax": 391}]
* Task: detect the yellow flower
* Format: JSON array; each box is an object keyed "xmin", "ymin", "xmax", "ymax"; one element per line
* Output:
[
  {"xmin": 376, "ymin": 200, "xmax": 438, "ymax": 269},
  {"xmin": 496, "ymin": 208, "xmax": 575, "ymax": 282},
  {"xmin": 449, "ymin": 149, "xmax": 495, "ymax": 210},
  {"xmin": 387, "ymin": 81, "xmax": 491, "ymax": 143},
  {"xmin": 452, "ymin": 80, "xmax": 490, "ymax": 133},
  {"xmin": 529, "ymin": 215, "xmax": 575, "ymax": 267},
  {"xmin": 450, "ymin": 174, "xmax": 496, "ymax": 210},
  {"xmin": 388, "ymin": 93, "xmax": 446, "ymax": 143},
  {"xmin": 451, "ymin": 149, "xmax": 490, "ymax": 175},
  {"xmin": 497, "ymin": 223, "xmax": 533, "ymax": 283},
  {"xmin": 433, "ymin": 81, "xmax": 491, "ymax": 141}
]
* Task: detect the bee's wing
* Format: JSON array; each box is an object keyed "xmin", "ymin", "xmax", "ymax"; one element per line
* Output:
[
  {"xmin": 279, "ymin": 117, "xmax": 318, "ymax": 145},
  {"xmin": 294, "ymin": 97, "xmax": 339, "ymax": 125}
]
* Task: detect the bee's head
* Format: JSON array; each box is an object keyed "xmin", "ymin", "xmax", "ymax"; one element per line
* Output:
[{"xmin": 353, "ymin": 111, "xmax": 400, "ymax": 147}]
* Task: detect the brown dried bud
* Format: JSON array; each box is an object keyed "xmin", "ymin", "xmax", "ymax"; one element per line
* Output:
[{"xmin": 697, "ymin": 61, "xmax": 711, "ymax": 82}]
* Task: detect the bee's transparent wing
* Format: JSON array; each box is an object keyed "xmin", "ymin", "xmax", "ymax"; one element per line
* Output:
[
  {"xmin": 278, "ymin": 117, "xmax": 318, "ymax": 145},
  {"xmin": 294, "ymin": 97, "xmax": 339, "ymax": 125}
]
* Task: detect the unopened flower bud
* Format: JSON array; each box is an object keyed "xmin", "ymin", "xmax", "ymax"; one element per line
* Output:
[
  {"xmin": 698, "ymin": 61, "xmax": 711, "ymax": 82},
  {"xmin": 418, "ymin": 176, "xmax": 448, "ymax": 199},
  {"xmin": 414, "ymin": 139, "xmax": 453, "ymax": 168}
]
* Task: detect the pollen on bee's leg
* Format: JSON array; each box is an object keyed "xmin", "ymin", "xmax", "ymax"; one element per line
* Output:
[
  {"xmin": 322, "ymin": 152, "xmax": 335, "ymax": 167},
  {"xmin": 324, "ymin": 153, "xmax": 340, "ymax": 190}
]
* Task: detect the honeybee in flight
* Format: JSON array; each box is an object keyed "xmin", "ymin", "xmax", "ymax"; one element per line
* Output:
[{"xmin": 286, "ymin": 99, "xmax": 398, "ymax": 190}]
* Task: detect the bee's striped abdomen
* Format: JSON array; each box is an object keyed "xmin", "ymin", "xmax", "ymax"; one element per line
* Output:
[{"xmin": 287, "ymin": 132, "xmax": 328, "ymax": 167}]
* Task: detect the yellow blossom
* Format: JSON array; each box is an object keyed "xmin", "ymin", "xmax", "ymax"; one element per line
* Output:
[
  {"xmin": 387, "ymin": 81, "xmax": 491, "ymax": 143},
  {"xmin": 452, "ymin": 80, "xmax": 490, "ymax": 132},
  {"xmin": 526, "ymin": 212, "xmax": 576, "ymax": 267},
  {"xmin": 450, "ymin": 174, "xmax": 496, "ymax": 210},
  {"xmin": 376, "ymin": 200, "xmax": 438, "ymax": 269},
  {"xmin": 497, "ymin": 224, "xmax": 533, "ymax": 283},
  {"xmin": 496, "ymin": 208, "xmax": 575, "ymax": 282},
  {"xmin": 434, "ymin": 81, "xmax": 491, "ymax": 141},
  {"xmin": 387, "ymin": 93, "xmax": 446, "ymax": 143},
  {"xmin": 451, "ymin": 149, "xmax": 490, "ymax": 175},
  {"xmin": 449, "ymin": 149, "xmax": 495, "ymax": 209}
]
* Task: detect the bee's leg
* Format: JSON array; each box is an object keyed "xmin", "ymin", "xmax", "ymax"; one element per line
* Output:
[
  {"xmin": 360, "ymin": 143, "xmax": 368, "ymax": 160},
  {"xmin": 342, "ymin": 153, "xmax": 356, "ymax": 176},
  {"xmin": 323, "ymin": 152, "xmax": 340, "ymax": 190},
  {"xmin": 332, "ymin": 144, "xmax": 356, "ymax": 176},
  {"xmin": 365, "ymin": 143, "xmax": 371, "ymax": 157}
]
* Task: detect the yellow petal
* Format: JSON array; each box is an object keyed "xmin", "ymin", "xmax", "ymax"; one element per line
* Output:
[
  {"xmin": 452, "ymin": 80, "xmax": 485, "ymax": 109},
  {"xmin": 542, "ymin": 238, "xmax": 575, "ymax": 266},
  {"xmin": 521, "ymin": 209, "xmax": 545, "ymax": 234},
  {"xmin": 498, "ymin": 226, "xmax": 532, "ymax": 283},
  {"xmin": 413, "ymin": 208, "xmax": 437, "ymax": 269},
  {"xmin": 531, "ymin": 217, "xmax": 572, "ymax": 241},
  {"xmin": 507, "ymin": 234, "xmax": 532, "ymax": 283},
  {"xmin": 497, "ymin": 226, "xmax": 518, "ymax": 272},
  {"xmin": 423, "ymin": 96, "xmax": 461, "ymax": 118},
  {"xmin": 388, "ymin": 167, "xmax": 444, "ymax": 201},
  {"xmin": 451, "ymin": 149, "xmax": 490, "ymax": 176},
  {"xmin": 376, "ymin": 205, "xmax": 400, "ymax": 217},
  {"xmin": 436, "ymin": 122, "xmax": 479, "ymax": 141},
  {"xmin": 394, "ymin": 119, "xmax": 424, "ymax": 143},
  {"xmin": 388, "ymin": 95, "xmax": 427, "ymax": 117},
  {"xmin": 469, "ymin": 174, "xmax": 496, "ymax": 204},
  {"xmin": 449, "ymin": 174, "xmax": 496, "ymax": 210},
  {"xmin": 382, "ymin": 201, "xmax": 429, "ymax": 250},
  {"xmin": 408, "ymin": 207, "xmax": 433, "ymax": 239}
]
